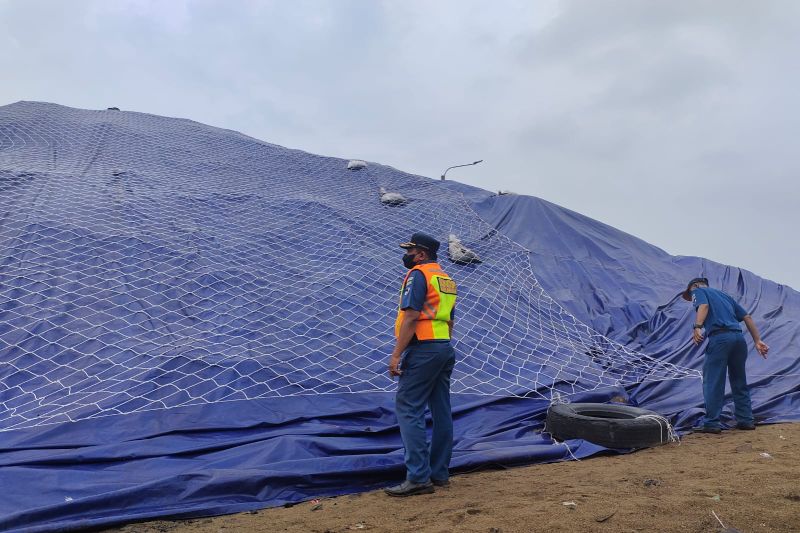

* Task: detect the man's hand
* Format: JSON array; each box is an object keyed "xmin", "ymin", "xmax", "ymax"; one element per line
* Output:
[
  {"xmin": 388, "ymin": 352, "xmax": 402, "ymax": 377},
  {"xmin": 755, "ymin": 340, "xmax": 769, "ymax": 359},
  {"xmin": 743, "ymin": 316, "xmax": 769, "ymax": 359},
  {"xmin": 692, "ymin": 328, "xmax": 704, "ymax": 345},
  {"xmin": 389, "ymin": 309, "xmax": 419, "ymax": 378}
]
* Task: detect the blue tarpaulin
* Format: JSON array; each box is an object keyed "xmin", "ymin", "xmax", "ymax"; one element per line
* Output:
[{"xmin": 0, "ymin": 102, "xmax": 797, "ymax": 532}]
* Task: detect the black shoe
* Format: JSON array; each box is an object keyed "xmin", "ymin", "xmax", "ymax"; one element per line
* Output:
[
  {"xmin": 736, "ymin": 423, "xmax": 756, "ymax": 430},
  {"xmin": 431, "ymin": 478, "xmax": 450, "ymax": 487},
  {"xmin": 693, "ymin": 426, "xmax": 721, "ymax": 434},
  {"xmin": 384, "ymin": 480, "xmax": 435, "ymax": 497}
]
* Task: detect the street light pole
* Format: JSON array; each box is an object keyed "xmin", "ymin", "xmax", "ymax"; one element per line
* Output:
[{"xmin": 440, "ymin": 160, "xmax": 483, "ymax": 181}]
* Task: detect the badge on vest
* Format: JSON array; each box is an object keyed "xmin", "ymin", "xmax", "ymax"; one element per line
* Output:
[{"xmin": 437, "ymin": 278, "xmax": 457, "ymax": 295}]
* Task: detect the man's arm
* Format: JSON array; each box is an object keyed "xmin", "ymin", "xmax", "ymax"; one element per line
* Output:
[
  {"xmin": 389, "ymin": 310, "xmax": 420, "ymax": 376},
  {"xmin": 742, "ymin": 315, "xmax": 769, "ymax": 358},
  {"xmin": 693, "ymin": 304, "xmax": 709, "ymax": 345},
  {"xmin": 447, "ymin": 320, "xmax": 453, "ymax": 337}
]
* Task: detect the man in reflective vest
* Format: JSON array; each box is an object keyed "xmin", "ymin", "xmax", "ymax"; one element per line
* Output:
[{"xmin": 385, "ymin": 232, "xmax": 457, "ymax": 497}]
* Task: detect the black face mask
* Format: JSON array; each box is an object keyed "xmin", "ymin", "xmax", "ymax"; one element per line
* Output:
[{"xmin": 402, "ymin": 253, "xmax": 417, "ymax": 269}]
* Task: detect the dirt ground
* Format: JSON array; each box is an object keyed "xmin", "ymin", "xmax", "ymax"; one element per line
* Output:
[{"xmin": 106, "ymin": 423, "xmax": 800, "ymax": 533}]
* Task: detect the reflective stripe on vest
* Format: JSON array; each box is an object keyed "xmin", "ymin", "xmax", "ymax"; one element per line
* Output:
[{"xmin": 394, "ymin": 262, "xmax": 457, "ymax": 341}]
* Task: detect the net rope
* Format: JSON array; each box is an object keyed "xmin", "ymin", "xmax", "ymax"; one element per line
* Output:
[{"xmin": 0, "ymin": 102, "xmax": 700, "ymax": 431}]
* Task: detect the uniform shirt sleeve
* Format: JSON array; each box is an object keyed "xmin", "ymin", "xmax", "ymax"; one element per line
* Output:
[
  {"xmin": 733, "ymin": 300, "xmax": 748, "ymax": 322},
  {"xmin": 399, "ymin": 271, "xmax": 428, "ymax": 312},
  {"xmin": 692, "ymin": 288, "xmax": 708, "ymax": 310}
]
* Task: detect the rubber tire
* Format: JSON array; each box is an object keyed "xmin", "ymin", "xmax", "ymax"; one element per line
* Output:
[{"xmin": 546, "ymin": 403, "xmax": 670, "ymax": 449}]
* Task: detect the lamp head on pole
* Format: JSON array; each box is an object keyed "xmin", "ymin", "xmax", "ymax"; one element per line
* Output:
[{"xmin": 440, "ymin": 159, "xmax": 483, "ymax": 181}]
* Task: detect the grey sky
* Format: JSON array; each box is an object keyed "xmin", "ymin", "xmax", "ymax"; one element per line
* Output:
[{"xmin": 2, "ymin": 0, "xmax": 799, "ymax": 289}]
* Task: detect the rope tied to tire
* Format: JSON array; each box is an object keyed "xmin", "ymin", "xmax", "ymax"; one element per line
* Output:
[{"xmin": 634, "ymin": 413, "xmax": 680, "ymax": 445}]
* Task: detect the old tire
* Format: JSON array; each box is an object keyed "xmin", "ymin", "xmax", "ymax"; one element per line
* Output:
[{"xmin": 546, "ymin": 402, "xmax": 671, "ymax": 449}]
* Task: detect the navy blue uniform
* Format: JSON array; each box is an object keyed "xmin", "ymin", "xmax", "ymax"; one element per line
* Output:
[
  {"xmin": 692, "ymin": 287, "xmax": 753, "ymax": 428},
  {"xmin": 396, "ymin": 262, "xmax": 455, "ymax": 484}
]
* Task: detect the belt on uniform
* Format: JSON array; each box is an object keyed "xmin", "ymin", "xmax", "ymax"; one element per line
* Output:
[{"xmin": 708, "ymin": 328, "xmax": 742, "ymax": 337}]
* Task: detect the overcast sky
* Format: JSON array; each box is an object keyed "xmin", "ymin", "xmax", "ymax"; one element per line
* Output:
[{"xmin": 2, "ymin": 0, "xmax": 799, "ymax": 289}]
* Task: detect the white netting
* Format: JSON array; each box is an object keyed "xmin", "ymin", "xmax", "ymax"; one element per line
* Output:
[{"xmin": 0, "ymin": 102, "xmax": 700, "ymax": 431}]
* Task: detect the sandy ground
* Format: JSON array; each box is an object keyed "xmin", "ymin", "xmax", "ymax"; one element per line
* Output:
[{"xmin": 105, "ymin": 423, "xmax": 800, "ymax": 533}]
